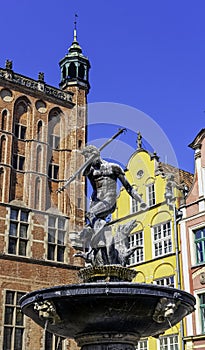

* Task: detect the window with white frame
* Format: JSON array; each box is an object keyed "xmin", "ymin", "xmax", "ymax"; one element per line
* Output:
[
  {"xmin": 199, "ymin": 293, "xmax": 205, "ymax": 333},
  {"xmin": 3, "ymin": 290, "xmax": 25, "ymax": 350},
  {"xmin": 48, "ymin": 163, "xmax": 59, "ymax": 180},
  {"xmin": 153, "ymin": 222, "xmax": 172, "ymax": 257},
  {"xmin": 49, "ymin": 134, "xmax": 60, "ymax": 149},
  {"xmin": 14, "ymin": 123, "xmax": 26, "ymax": 140},
  {"xmin": 158, "ymin": 334, "xmax": 178, "ymax": 350},
  {"xmin": 47, "ymin": 216, "xmax": 66, "ymax": 262},
  {"xmin": 147, "ymin": 183, "xmax": 156, "ymax": 207},
  {"xmin": 194, "ymin": 227, "xmax": 205, "ymax": 264},
  {"xmin": 8, "ymin": 208, "xmax": 29, "ymax": 256},
  {"xmin": 44, "ymin": 331, "xmax": 65, "ymax": 350},
  {"xmin": 154, "ymin": 275, "xmax": 175, "ymax": 287},
  {"xmin": 13, "ymin": 154, "xmax": 25, "ymax": 171},
  {"xmin": 128, "ymin": 231, "xmax": 144, "ymax": 265},
  {"xmin": 131, "ymin": 197, "xmax": 139, "ymax": 214},
  {"xmin": 136, "ymin": 339, "xmax": 148, "ymax": 350}
]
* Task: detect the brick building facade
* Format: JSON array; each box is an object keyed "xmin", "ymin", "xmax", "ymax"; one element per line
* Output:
[{"xmin": 0, "ymin": 29, "xmax": 90, "ymax": 350}]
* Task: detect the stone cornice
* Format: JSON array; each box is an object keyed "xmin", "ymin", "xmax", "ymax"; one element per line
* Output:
[{"xmin": 0, "ymin": 68, "xmax": 74, "ymax": 106}]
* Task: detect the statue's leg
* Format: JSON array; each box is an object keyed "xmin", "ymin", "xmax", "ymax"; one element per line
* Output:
[
  {"xmin": 90, "ymin": 219, "xmax": 107, "ymax": 249},
  {"xmin": 87, "ymin": 199, "xmax": 116, "ymax": 249}
]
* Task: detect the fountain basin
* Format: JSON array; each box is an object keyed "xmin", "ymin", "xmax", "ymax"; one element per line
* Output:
[{"xmin": 20, "ymin": 282, "xmax": 195, "ymax": 346}]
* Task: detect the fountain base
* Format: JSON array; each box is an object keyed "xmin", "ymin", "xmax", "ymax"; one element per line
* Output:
[{"xmin": 20, "ymin": 281, "xmax": 195, "ymax": 347}]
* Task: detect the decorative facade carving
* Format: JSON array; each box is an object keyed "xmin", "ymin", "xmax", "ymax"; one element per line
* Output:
[{"xmin": 0, "ymin": 68, "xmax": 73, "ymax": 103}]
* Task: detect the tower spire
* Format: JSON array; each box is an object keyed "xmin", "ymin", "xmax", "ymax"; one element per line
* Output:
[
  {"xmin": 59, "ymin": 16, "xmax": 91, "ymax": 92},
  {"xmin": 68, "ymin": 13, "xmax": 82, "ymax": 53},
  {"xmin": 74, "ymin": 13, "xmax": 78, "ymax": 42}
]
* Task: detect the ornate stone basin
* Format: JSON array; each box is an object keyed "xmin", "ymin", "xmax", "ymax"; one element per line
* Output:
[{"xmin": 20, "ymin": 281, "xmax": 195, "ymax": 348}]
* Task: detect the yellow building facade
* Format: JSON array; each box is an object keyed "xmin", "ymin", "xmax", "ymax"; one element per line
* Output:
[{"xmin": 112, "ymin": 142, "xmax": 193, "ymax": 350}]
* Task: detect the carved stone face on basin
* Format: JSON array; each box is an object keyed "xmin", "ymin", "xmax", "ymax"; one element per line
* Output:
[{"xmin": 20, "ymin": 282, "xmax": 195, "ymax": 343}]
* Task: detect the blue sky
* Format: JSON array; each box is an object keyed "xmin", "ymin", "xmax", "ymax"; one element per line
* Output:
[{"xmin": 1, "ymin": 1, "xmax": 205, "ymax": 173}]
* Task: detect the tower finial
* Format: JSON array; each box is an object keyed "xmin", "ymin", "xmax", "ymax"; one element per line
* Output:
[
  {"xmin": 74, "ymin": 13, "xmax": 78, "ymax": 42},
  {"xmin": 137, "ymin": 131, "xmax": 142, "ymax": 150}
]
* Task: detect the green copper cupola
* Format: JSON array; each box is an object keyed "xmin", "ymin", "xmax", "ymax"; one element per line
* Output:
[{"xmin": 59, "ymin": 23, "xmax": 90, "ymax": 92}]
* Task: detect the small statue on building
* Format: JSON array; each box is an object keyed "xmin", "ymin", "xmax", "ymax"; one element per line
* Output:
[
  {"xmin": 5, "ymin": 59, "xmax": 13, "ymax": 70},
  {"xmin": 38, "ymin": 72, "xmax": 45, "ymax": 82}
]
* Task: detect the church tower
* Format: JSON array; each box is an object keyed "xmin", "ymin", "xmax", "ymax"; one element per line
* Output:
[
  {"xmin": 58, "ymin": 21, "xmax": 91, "ymax": 235},
  {"xmin": 59, "ymin": 22, "xmax": 90, "ymax": 97}
]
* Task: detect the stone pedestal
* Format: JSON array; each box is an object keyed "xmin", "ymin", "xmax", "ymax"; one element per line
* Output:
[{"xmin": 76, "ymin": 333, "xmax": 139, "ymax": 350}]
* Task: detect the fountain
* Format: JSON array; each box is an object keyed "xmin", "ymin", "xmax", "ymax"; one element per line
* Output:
[{"xmin": 20, "ymin": 133, "xmax": 195, "ymax": 349}]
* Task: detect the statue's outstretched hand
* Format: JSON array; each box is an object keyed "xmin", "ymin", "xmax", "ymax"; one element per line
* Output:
[{"xmin": 130, "ymin": 189, "xmax": 147, "ymax": 210}]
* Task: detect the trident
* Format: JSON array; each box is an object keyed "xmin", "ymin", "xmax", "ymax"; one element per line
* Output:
[{"xmin": 56, "ymin": 128, "xmax": 127, "ymax": 193}]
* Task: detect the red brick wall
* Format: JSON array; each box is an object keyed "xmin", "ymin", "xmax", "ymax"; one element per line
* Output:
[{"xmin": 0, "ymin": 76, "xmax": 87, "ymax": 349}]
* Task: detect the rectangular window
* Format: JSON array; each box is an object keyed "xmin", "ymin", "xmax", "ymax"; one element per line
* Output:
[
  {"xmin": 159, "ymin": 334, "xmax": 178, "ymax": 350},
  {"xmin": 3, "ymin": 290, "xmax": 25, "ymax": 350},
  {"xmin": 44, "ymin": 331, "xmax": 64, "ymax": 350},
  {"xmin": 15, "ymin": 124, "xmax": 26, "ymax": 140},
  {"xmin": 49, "ymin": 134, "xmax": 60, "ymax": 149},
  {"xmin": 131, "ymin": 197, "xmax": 139, "ymax": 214},
  {"xmin": 153, "ymin": 222, "xmax": 172, "ymax": 258},
  {"xmin": 128, "ymin": 231, "xmax": 144, "ymax": 265},
  {"xmin": 147, "ymin": 183, "xmax": 156, "ymax": 207},
  {"xmin": 199, "ymin": 293, "xmax": 205, "ymax": 333},
  {"xmin": 136, "ymin": 339, "xmax": 148, "ymax": 350},
  {"xmin": 8, "ymin": 208, "xmax": 29, "ymax": 256},
  {"xmin": 13, "ymin": 154, "xmax": 25, "ymax": 171},
  {"xmin": 48, "ymin": 164, "xmax": 59, "ymax": 180},
  {"xmin": 47, "ymin": 216, "xmax": 66, "ymax": 263},
  {"xmin": 194, "ymin": 227, "xmax": 205, "ymax": 264},
  {"xmin": 154, "ymin": 275, "xmax": 175, "ymax": 287}
]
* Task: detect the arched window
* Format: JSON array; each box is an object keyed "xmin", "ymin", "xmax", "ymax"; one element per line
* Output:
[
  {"xmin": 78, "ymin": 64, "xmax": 85, "ymax": 79},
  {"xmin": 35, "ymin": 177, "xmax": 41, "ymax": 209},
  {"xmin": 36, "ymin": 146, "xmax": 42, "ymax": 173},
  {"xmin": 37, "ymin": 120, "xmax": 43, "ymax": 141},
  {"xmin": 1, "ymin": 110, "xmax": 8, "ymax": 130},
  {"xmin": 48, "ymin": 109, "xmax": 61, "ymax": 149},
  {"xmin": 13, "ymin": 99, "xmax": 29, "ymax": 140},
  {"xmin": 62, "ymin": 65, "xmax": 67, "ymax": 79},
  {"xmin": 68, "ymin": 62, "xmax": 76, "ymax": 78},
  {"xmin": 0, "ymin": 136, "xmax": 6, "ymax": 163}
]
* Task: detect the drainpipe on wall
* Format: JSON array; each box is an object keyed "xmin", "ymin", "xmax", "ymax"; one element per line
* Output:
[{"xmin": 173, "ymin": 205, "xmax": 185, "ymax": 350}]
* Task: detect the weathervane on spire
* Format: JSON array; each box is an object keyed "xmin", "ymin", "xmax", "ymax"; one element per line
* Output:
[{"xmin": 74, "ymin": 14, "xmax": 78, "ymax": 29}]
